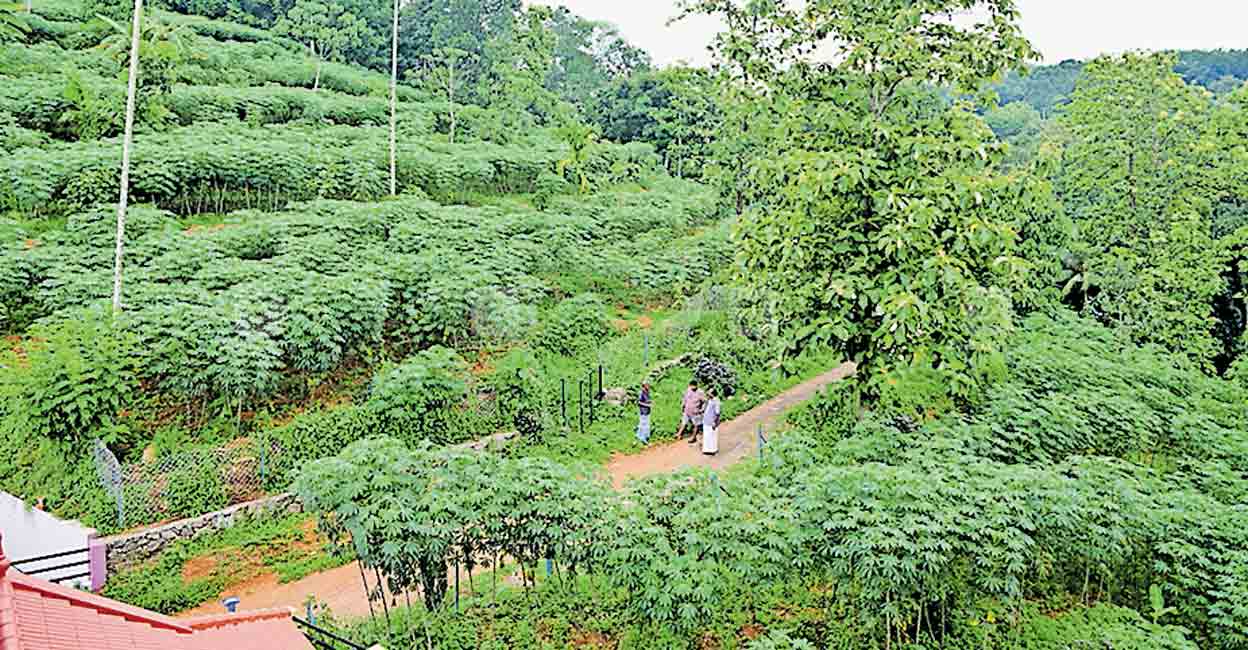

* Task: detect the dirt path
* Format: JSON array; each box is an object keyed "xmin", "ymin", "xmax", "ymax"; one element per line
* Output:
[
  {"xmin": 605, "ymin": 362, "xmax": 856, "ymax": 487},
  {"xmin": 175, "ymin": 361, "xmax": 856, "ymax": 621}
]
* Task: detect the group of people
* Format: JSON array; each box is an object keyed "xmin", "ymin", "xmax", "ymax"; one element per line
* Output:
[{"xmin": 635, "ymin": 380, "xmax": 722, "ymax": 455}]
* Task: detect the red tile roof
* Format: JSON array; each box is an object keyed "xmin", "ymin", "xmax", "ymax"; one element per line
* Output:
[{"xmin": 0, "ymin": 534, "xmax": 313, "ymax": 650}]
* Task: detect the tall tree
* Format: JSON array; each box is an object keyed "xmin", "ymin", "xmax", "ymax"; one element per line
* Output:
[
  {"xmin": 679, "ymin": 0, "xmax": 1039, "ymax": 398},
  {"xmin": 1057, "ymin": 53, "xmax": 1226, "ymax": 369},
  {"xmin": 397, "ymin": 0, "xmax": 518, "ymax": 97},
  {"xmin": 275, "ymin": 0, "xmax": 368, "ymax": 91},
  {"xmin": 478, "ymin": 6, "xmax": 562, "ymax": 133},
  {"xmin": 113, "ymin": 0, "xmax": 145, "ymax": 313},
  {"xmin": 421, "ymin": 47, "xmax": 470, "ymax": 144},
  {"xmin": 546, "ymin": 7, "xmax": 649, "ymax": 110},
  {"xmin": 593, "ymin": 66, "xmax": 720, "ymax": 178}
]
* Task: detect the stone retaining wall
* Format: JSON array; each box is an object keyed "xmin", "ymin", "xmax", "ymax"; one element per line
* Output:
[{"xmin": 101, "ymin": 493, "xmax": 302, "ymax": 572}]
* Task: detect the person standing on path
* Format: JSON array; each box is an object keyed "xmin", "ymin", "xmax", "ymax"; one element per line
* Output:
[
  {"xmin": 701, "ymin": 386, "xmax": 721, "ymax": 455},
  {"xmin": 636, "ymin": 382, "xmax": 653, "ymax": 445},
  {"xmin": 678, "ymin": 381, "xmax": 705, "ymax": 442}
]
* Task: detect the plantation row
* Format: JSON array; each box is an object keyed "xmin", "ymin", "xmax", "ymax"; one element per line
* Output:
[
  {"xmin": 6, "ymin": 5, "xmax": 404, "ymax": 99},
  {"xmin": 1, "ymin": 75, "xmax": 412, "ymax": 140},
  {"xmin": 1, "ymin": 180, "xmax": 720, "ymax": 410},
  {"xmin": 0, "ymin": 123, "xmax": 658, "ymax": 216},
  {"xmin": 301, "ymin": 315, "xmax": 1246, "ymax": 649}
]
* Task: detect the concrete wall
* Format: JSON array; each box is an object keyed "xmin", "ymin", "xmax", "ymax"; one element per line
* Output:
[
  {"xmin": 101, "ymin": 492, "xmax": 302, "ymax": 572},
  {"xmin": 0, "ymin": 491, "xmax": 95, "ymax": 589}
]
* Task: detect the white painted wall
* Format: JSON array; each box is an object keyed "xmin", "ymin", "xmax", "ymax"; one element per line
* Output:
[{"xmin": 0, "ymin": 491, "xmax": 94, "ymax": 588}]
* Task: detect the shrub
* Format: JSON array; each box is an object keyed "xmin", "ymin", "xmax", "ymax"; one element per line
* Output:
[
  {"xmin": 0, "ymin": 307, "xmax": 138, "ymax": 440},
  {"xmin": 164, "ymin": 462, "xmax": 227, "ymax": 519},
  {"xmin": 692, "ymin": 356, "xmax": 738, "ymax": 397},
  {"xmin": 533, "ymin": 294, "xmax": 609, "ymax": 356},
  {"xmin": 368, "ymin": 347, "xmax": 468, "ymax": 419},
  {"xmin": 468, "ymin": 288, "xmax": 537, "ymax": 346}
]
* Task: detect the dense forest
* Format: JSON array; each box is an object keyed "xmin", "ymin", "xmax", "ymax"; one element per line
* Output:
[{"xmin": 2, "ymin": 0, "xmax": 1248, "ymax": 648}]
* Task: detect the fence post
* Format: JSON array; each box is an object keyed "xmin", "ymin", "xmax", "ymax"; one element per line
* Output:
[
  {"xmin": 94, "ymin": 440, "xmax": 125, "ymax": 530},
  {"xmin": 588, "ymin": 370, "xmax": 595, "ymax": 424},
  {"xmin": 578, "ymin": 380, "xmax": 584, "ymax": 434},
  {"xmin": 597, "ymin": 364, "xmax": 603, "ymax": 399},
  {"xmin": 258, "ymin": 435, "xmax": 267, "ymax": 486},
  {"xmin": 643, "ymin": 333, "xmax": 649, "ymax": 369},
  {"xmin": 561, "ymin": 378, "xmax": 567, "ymax": 428},
  {"xmin": 758, "ymin": 424, "xmax": 765, "ymax": 460}
]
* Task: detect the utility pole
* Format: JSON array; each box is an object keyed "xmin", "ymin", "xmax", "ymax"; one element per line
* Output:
[{"xmin": 112, "ymin": 0, "xmax": 143, "ymax": 314}]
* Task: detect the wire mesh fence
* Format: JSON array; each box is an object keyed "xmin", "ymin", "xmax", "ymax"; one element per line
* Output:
[
  {"xmin": 88, "ymin": 294, "xmax": 752, "ymax": 531},
  {"xmin": 93, "ymin": 437, "xmax": 281, "ymax": 531}
]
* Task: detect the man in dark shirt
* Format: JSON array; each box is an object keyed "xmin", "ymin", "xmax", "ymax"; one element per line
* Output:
[{"xmin": 636, "ymin": 382, "xmax": 652, "ymax": 445}]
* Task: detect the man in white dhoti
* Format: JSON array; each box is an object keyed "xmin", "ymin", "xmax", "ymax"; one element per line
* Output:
[{"xmin": 701, "ymin": 386, "xmax": 721, "ymax": 455}]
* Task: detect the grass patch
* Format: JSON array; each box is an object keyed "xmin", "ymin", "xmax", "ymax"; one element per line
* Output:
[{"xmin": 102, "ymin": 512, "xmax": 346, "ymax": 613}]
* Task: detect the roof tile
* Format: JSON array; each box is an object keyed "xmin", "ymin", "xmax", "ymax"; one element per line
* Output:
[{"xmin": 0, "ymin": 534, "xmax": 313, "ymax": 650}]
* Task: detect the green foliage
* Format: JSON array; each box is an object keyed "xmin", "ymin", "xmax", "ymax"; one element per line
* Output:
[
  {"xmin": 592, "ymin": 66, "xmax": 720, "ymax": 178},
  {"xmin": 533, "ymin": 294, "xmax": 608, "ymax": 356},
  {"xmin": 747, "ymin": 629, "xmax": 816, "ymax": 650},
  {"xmin": 686, "ymin": 0, "xmax": 1039, "ymax": 400},
  {"xmin": 296, "ymin": 438, "xmax": 614, "ymax": 610},
  {"xmin": 367, "ymin": 346, "xmax": 467, "ymax": 419},
  {"xmin": 1005, "ymin": 604, "xmax": 1198, "ymax": 650},
  {"xmin": 1056, "ymin": 52, "xmax": 1247, "ymax": 370},
  {"xmin": 274, "ymin": 0, "xmax": 368, "ymax": 90},
  {"xmin": 164, "ymin": 461, "xmax": 227, "ymax": 518},
  {"xmin": 0, "ymin": 306, "xmax": 138, "ymax": 440},
  {"xmin": 60, "ymin": 65, "xmax": 125, "ymax": 139}
]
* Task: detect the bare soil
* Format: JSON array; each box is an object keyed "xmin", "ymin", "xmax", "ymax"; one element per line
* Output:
[
  {"xmin": 605, "ymin": 362, "xmax": 856, "ymax": 487},
  {"xmin": 173, "ymin": 362, "xmax": 857, "ymax": 620}
]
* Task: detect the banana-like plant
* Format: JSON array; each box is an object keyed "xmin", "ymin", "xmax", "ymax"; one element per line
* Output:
[{"xmin": 555, "ymin": 119, "xmax": 599, "ymax": 194}]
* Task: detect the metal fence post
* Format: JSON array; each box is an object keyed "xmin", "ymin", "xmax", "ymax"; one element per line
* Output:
[
  {"xmin": 588, "ymin": 370, "xmax": 595, "ymax": 424},
  {"xmin": 643, "ymin": 333, "xmax": 649, "ymax": 369},
  {"xmin": 561, "ymin": 377, "xmax": 567, "ymax": 427},
  {"xmin": 258, "ymin": 436, "xmax": 267, "ymax": 486},
  {"xmin": 758, "ymin": 424, "xmax": 766, "ymax": 460}
]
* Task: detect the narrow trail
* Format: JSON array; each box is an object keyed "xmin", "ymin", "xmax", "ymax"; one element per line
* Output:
[
  {"xmin": 605, "ymin": 361, "xmax": 857, "ymax": 487},
  {"xmin": 175, "ymin": 361, "xmax": 857, "ymax": 621}
]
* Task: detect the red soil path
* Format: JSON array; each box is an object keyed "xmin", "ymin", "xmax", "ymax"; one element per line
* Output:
[{"xmin": 175, "ymin": 361, "xmax": 857, "ymax": 621}]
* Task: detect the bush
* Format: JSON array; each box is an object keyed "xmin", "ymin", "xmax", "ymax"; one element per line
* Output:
[
  {"xmin": 962, "ymin": 603, "xmax": 1200, "ymax": 650},
  {"xmin": 367, "ymin": 346, "xmax": 468, "ymax": 419},
  {"xmin": 164, "ymin": 462, "xmax": 228, "ymax": 519},
  {"xmin": 0, "ymin": 307, "xmax": 138, "ymax": 441},
  {"xmin": 534, "ymin": 294, "xmax": 609, "ymax": 356},
  {"xmin": 692, "ymin": 356, "xmax": 738, "ymax": 396}
]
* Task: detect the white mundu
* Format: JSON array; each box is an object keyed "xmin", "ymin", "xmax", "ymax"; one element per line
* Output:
[{"xmin": 701, "ymin": 395, "xmax": 721, "ymax": 455}]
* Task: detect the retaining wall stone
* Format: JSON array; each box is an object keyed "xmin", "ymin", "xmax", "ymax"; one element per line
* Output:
[{"xmin": 101, "ymin": 493, "xmax": 302, "ymax": 572}]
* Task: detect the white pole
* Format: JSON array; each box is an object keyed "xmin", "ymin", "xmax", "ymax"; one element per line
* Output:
[
  {"xmin": 112, "ymin": 0, "xmax": 143, "ymax": 314},
  {"xmin": 388, "ymin": 0, "xmax": 399, "ymax": 196}
]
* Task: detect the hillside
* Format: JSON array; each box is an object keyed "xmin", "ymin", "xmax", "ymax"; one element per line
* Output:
[
  {"xmin": 3, "ymin": 1, "xmax": 1248, "ymax": 649},
  {"xmin": 0, "ymin": 0, "xmax": 742, "ymax": 533},
  {"xmin": 994, "ymin": 49, "xmax": 1248, "ymax": 116}
]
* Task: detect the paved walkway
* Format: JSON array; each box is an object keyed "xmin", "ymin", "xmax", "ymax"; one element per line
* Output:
[{"xmin": 176, "ymin": 361, "xmax": 857, "ymax": 620}]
